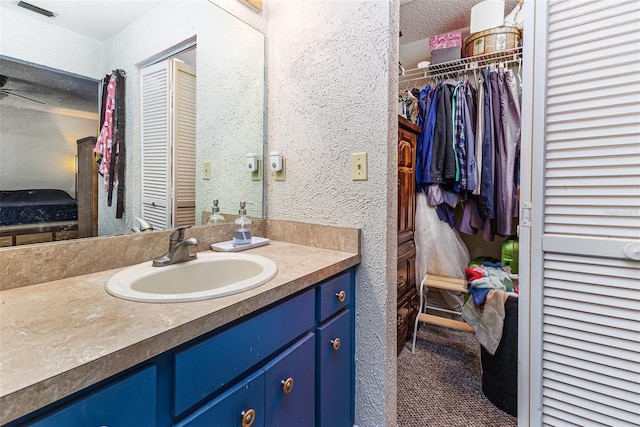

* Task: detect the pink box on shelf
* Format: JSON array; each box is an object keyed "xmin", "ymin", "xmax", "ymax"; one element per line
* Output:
[{"xmin": 429, "ymin": 31, "xmax": 462, "ymax": 53}]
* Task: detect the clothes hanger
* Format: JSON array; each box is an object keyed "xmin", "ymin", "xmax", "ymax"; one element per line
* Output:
[{"xmin": 517, "ymin": 57, "xmax": 523, "ymax": 89}]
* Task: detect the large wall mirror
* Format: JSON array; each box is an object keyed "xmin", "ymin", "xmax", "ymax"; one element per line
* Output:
[{"xmin": 0, "ymin": 0, "xmax": 264, "ymax": 246}]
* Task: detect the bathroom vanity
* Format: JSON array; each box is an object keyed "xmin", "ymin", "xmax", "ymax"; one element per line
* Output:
[{"xmin": 0, "ymin": 236, "xmax": 359, "ymax": 427}]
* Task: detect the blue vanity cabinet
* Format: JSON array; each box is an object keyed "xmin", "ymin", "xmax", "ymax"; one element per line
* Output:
[
  {"xmin": 316, "ymin": 270, "xmax": 354, "ymax": 427},
  {"xmin": 8, "ymin": 268, "xmax": 356, "ymax": 427},
  {"xmin": 28, "ymin": 365, "xmax": 157, "ymax": 427}
]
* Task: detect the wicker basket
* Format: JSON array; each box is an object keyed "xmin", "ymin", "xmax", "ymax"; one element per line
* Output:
[{"xmin": 465, "ymin": 26, "xmax": 522, "ymax": 58}]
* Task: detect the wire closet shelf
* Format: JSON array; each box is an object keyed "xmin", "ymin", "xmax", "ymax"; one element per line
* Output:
[{"xmin": 400, "ymin": 46, "xmax": 523, "ymax": 86}]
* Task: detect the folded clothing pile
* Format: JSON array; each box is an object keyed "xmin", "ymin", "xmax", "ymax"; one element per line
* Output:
[{"xmin": 466, "ymin": 260, "xmax": 514, "ymax": 306}]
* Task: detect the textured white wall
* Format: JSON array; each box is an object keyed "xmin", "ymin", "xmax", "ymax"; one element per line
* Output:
[
  {"xmin": 99, "ymin": 0, "xmax": 264, "ymax": 235},
  {"xmin": 0, "ymin": 8, "xmax": 103, "ymax": 79},
  {"xmin": 266, "ymin": 1, "xmax": 398, "ymax": 425}
]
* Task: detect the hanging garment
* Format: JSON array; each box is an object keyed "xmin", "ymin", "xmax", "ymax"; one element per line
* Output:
[
  {"xmin": 415, "ymin": 85, "xmax": 432, "ymax": 189},
  {"xmin": 113, "ymin": 70, "xmax": 126, "ymax": 217},
  {"xmin": 506, "ymin": 68, "xmax": 522, "ymax": 193},
  {"xmin": 463, "ymin": 81, "xmax": 477, "ymax": 193},
  {"xmin": 494, "ymin": 67, "xmax": 521, "ymax": 236},
  {"xmin": 478, "ymin": 69, "xmax": 495, "ymax": 223},
  {"xmin": 399, "ymin": 90, "xmax": 419, "ymax": 123},
  {"xmin": 454, "ymin": 82, "xmax": 467, "ymax": 191},
  {"xmin": 431, "ymin": 82, "xmax": 456, "ymax": 184},
  {"xmin": 94, "ymin": 74, "xmax": 118, "ymax": 191},
  {"xmin": 473, "ymin": 75, "xmax": 485, "ymax": 196},
  {"xmin": 465, "ymin": 81, "xmax": 477, "ymax": 135},
  {"xmin": 417, "ymin": 84, "xmax": 440, "ymax": 188}
]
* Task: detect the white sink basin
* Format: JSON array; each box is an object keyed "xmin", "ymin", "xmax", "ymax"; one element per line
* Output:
[{"xmin": 105, "ymin": 252, "xmax": 277, "ymax": 303}]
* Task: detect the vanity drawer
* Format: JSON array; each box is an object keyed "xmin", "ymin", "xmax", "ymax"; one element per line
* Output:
[
  {"xmin": 175, "ymin": 370, "xmax": 265, "ymax": 427},
  {"xmin": 30, "ymin": 366, "xmax": 157, "ymax": 427},
  {"xmin": 173, "ymin": 289, "xmax": 315, "ymax": 417},
  {"xmin": 316, "ymin": 270, "xmax": 352, "ymax": 322}
]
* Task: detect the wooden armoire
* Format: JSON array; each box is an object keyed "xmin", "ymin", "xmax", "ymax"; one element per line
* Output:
[
  {"xmin": 76, "ymin": 136, "xmax": 98, "ymax": 238},
  {"xmin": 396, "ymin": 116, "xmax": 420, "ymax": 355}
]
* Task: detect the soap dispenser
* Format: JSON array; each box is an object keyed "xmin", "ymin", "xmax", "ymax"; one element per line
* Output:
[
  {"xmin": 206, "ymin": 199, "xmax": 225, "ymax": 225},
  {"xmin": 232, "ymin": 201, "xmax": 252, "ymax": 246}
]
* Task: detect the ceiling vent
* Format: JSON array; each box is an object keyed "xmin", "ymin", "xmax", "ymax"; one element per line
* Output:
[{"xmin": 16, "ymin": 1, "xmax": 57, "ymax": 18}]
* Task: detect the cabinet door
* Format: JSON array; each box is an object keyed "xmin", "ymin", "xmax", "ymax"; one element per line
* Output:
[
  {"xmin": 264, "ymin": 333, "xmax": 315, "ymax": 427},
  {"xmin": 316, "ymin": 310, "xmax": 351, "ymax": 427},
  {"xmin": 175, "ymin": 370, "xmax": 265, "ymax": 427},
  {"xmin": 398, "ymin": 123, "xmax": 417, "ymax": 245},
  {"xmin": 30, "ymin": 366, "xmax": 157, "ymax": 427}
]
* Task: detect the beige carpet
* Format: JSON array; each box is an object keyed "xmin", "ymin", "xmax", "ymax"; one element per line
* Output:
[{"xmin": 397, "ymin": 324, "xmax": 517, "ymax": 427}]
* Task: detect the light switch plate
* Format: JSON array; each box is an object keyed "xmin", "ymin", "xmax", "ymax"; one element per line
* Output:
[
  {"xmin": 351, "ymin": 152, "xmax": 367, "ymax": 181},
  {"xmin": 203, "ymin": 161, "xmax": 211, "ymax": 180}
]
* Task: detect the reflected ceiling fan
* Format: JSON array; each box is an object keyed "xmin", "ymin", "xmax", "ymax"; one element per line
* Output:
[{"xmin": 0, "ymin": 74, "xmax": 47, "ymax": 104}]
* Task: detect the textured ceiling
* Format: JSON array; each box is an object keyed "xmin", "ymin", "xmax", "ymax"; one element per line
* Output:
[
  {"xmin": 399, "ymin": 0, "xmax": 520, "ymax": 69},
  {"xmin": 0, "ymin": 57, "xmax": 98, "ymax": 116},
  {"xmin": 400, "ymin": 0, "xmax": 519, "ymax": 45}
]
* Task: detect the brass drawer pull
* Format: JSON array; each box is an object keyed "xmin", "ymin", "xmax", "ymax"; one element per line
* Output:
[
  {"xmin": 331, "ymin": 338, "xmax": 341, "ymax": 351},
  {"xmin": 281, "ymin": 377, "xmax": 294, "ymax": 394},
  {"xmin": 336, "ymin": 290, "xmax": 346, "ymax": 303},
  {"xmin": 241, "ymin": 409, "xmax": 256, "ymax": 427}
]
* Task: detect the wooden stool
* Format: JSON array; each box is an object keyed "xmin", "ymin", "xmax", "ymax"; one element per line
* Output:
[{"xmin": 411, "ymin": 274, "xmax": 474, "ymax": 353}]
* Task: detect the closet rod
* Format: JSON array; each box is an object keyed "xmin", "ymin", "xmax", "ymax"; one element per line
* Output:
[{"xmin": 400, "ymin": 46, "xmax": 522, "ymax": 85}]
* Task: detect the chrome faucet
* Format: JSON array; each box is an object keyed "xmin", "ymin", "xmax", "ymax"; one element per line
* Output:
[
  {"xmin": 132, "ymin": 216, "xmax": 154, "ymax": 233},
  {"xmin": 152, "ymin": 226, "xmax": 199, "ymax": 267}
]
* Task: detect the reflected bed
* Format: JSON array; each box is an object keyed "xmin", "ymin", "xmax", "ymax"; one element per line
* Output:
[{"xmin": 0, "ymin": 189, "xmax": 78, "ymax": 246}]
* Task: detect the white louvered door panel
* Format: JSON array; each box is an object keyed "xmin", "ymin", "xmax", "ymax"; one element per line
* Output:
[
  {"xmin": 531, "ymin": 1, "xmax": 640, "ymax": 425},
  {"xmin": 140, "ymin": 61, "xmax": 171, "ymax": 230},
  {"xmin": 170, "ymin": 60, "xmax": 197, "ymax": 227}
]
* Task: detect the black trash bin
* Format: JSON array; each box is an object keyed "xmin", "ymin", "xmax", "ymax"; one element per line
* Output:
[{"xmin": 480, "ymin": 295, "xmax": 518, "ymax": 417}]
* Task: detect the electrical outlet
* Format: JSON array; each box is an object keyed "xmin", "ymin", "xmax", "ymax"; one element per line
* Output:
[
  {"xmin": 274, "ymin": 158, "xmax": 286, "ymax": 181},
  {"xmin": 351, "ymin": 152, "xmax": 367, "ymax": 181},
  {"xmin": 203, "ymin": 161, "xmax": 211, "ymax": 180}
]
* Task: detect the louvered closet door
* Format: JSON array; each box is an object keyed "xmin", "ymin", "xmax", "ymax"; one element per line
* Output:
[
  {"xmin": 529, "ymin": 1, "xmax": 640, "ymax": 425},
  {"xmin": 171, "ymin": 60, "xmax": 197, "ymax": 227},
  {"xmin": 140, "ymin": 61, "xmax": 171, "ymax": 230}
]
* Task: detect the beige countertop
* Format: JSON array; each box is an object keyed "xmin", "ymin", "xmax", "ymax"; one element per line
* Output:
[{"xmin": 0, "ymin": 240, "xmax": 359, "ymax": 424}]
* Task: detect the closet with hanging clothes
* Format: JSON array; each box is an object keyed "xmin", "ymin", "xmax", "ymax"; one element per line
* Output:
[
  {"xmin": 399, "ymin": 46, "xmax": 523, "ymax": 318},
  {"xmin": 400, "ymin": 0, "xmax": 640, "ymax": 424},
  {"xmin": 399, "ymin": 45, "xmax": 523, "ymax": 416}
]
